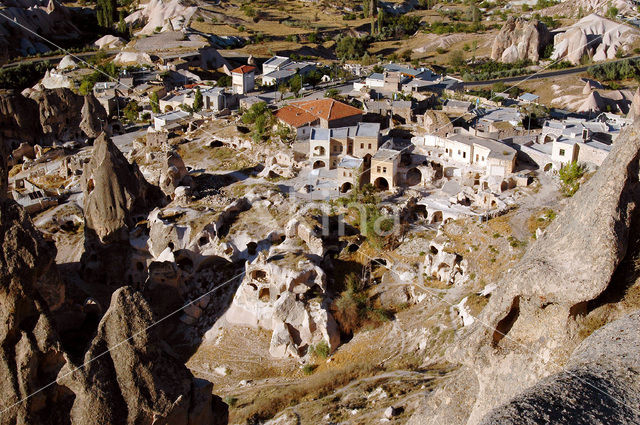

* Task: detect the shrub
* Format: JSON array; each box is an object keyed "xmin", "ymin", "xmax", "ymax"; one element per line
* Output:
[
  {"xmin": 332, "ymin": 273, "xmax": 392, "ymax": 335},
  {"xmin": 309, "ymin": 341, "xmax": 331, "ymax": 359},
  {"xmin": 558, "ymin": 161, "xmax": 585, "ymax": 197},
  {"xmin": 302, "ymin": 364, "xmax": 316, "ymax": 375}
]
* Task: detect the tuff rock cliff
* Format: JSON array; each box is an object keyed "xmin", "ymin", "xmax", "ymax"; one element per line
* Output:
[
  {"xmin": 491, "ymin": 17, "xmax": 552, "ymax": 63},
  {"xmin": 409, "ymin": 123, "xmax": 640, "ymax": 424}
]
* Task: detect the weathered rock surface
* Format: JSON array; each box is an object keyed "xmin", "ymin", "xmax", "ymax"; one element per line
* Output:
[
  {"xmin": 491, "ymin": 17, "xmax": 551, "ymax": 63},
  {"xmin": 551, "ymin": 14, "xmax": 640, "ymax": 65},
  {"xmin": 0, "ymin": 197, "xmax": 69, "ymax": 424},
  {"xmin": 81, "ymin": 133, "xmax": 164, "ymax": 286},
  {"xmin": 58, "ymin": 286, "xmax": 228, "ymax": 425},
  {"xmin": 0, "ymin": 0, "xmax": 82, "ymax": 63},
  {"xmin": 0, "ymin": 89, "xmax": 42, "ymax": 145},
  {"xmin": 29, "ymin": 88, "xmax": 107, "ymax": 142},
  {"xmin": 225, "ymin": 244, "xmax": 340, "ymax": 358},
  {"xmin": 0, "ymin": 88, "xmax": 107, "ymax": 146},
  {"xmin": 125, "ymin": 0, "xmax": 197, "ymax": 35},
  {"xmin": 83, "ymin": 133, "xmax": 163, "ymax": 244},
  {"xmin": 409, "ymin": 123, "xmax": 640, "ymax": 424},
  {"xmin": 480, "ymin": 311, "xmax": 640, "ymax": 424}
]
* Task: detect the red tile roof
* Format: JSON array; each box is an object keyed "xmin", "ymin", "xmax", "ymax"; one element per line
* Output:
[
  {"xmin": 275, "ymin": 105, "xmax": 319, "ymax": 128},
  {"xmin": 291, "ymin": 98, "xmax": 362, "ymax": 121},
  {"xmin": 231, "ymin": 65, "xmax": 256, "ymax": 74}
]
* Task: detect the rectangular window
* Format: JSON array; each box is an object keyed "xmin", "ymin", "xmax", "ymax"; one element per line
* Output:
[
  {"xmin": 360, "ymin": 143, "xmax": 364, "ymax": 149},
  {"xmin": 383, "ymin": 167, "xmax": 387, "ymax": 173},
  {"xmin": 559, "ymin": 149, "xmax": 565, "ymax": 156},
  {"xmin": 377, "ymin": 166, "xmax": 381, "ymax": 172},
  {"xmin": 463, "ymin": 152, "xmax": 466, "ymax": 159},
  {"xmin": 368, "ymin": 144, "xmax": 372, "ymax": 149}
]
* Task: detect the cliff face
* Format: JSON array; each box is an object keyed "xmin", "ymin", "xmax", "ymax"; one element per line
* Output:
[
  {"xmin": 0, "ymin": 88, "xmax": 107, "ymax": 147},
  {"xmin": 409, "ymin": 124, "xmax": 640, "ymax": 424}
]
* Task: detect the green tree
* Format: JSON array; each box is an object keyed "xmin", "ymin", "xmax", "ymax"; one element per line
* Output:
[
  {"xmin": 289, "ymin": 74, "xmax": 303, "ymax": 96},
  {"xmin": 123, "ymin": 100, "xmax": 141, "ymax": 122},
  {"xmin": 450, "ymin": 50, "xmax": 465, "ymax": 67},
  {"xmin": 150, "ymin": 91, "xmax": 160, "ymax": 114},
  {"xmin": 606, "ymin": 6, "xmax": 618, "ymax": 18},
  {"xmin": 97, "ymin": 0, "xmax": 117, "ymax": 28},
  {"xmin": 193, "ymin": 87, "xmax": 203, "ymax": 111}
]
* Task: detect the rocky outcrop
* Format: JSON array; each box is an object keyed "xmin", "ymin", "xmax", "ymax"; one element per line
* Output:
[
  {"xmin": 125, "ymin": 0, "xmax": 197, "ymax": 35},
  {"xmin": 410, "ymin": 123, "xmax": 640, "ymax": 424},
  {"xmin": 0, "ymin": 88, "xmax": 107, "ymax": 146},
  {"xmin": 551, "ymin": 14, "xmax": 640, "ymax": 65},
  {"xmin": 0, "ymin": 197, "xmax": 70, "ymax": 424},
  {"xmin": 0, "ymin": 89, "xmax": 42, "ymax": 145},
  {"xmin": 480, "ymin": 311, "xmax": 640, "ymax": 424},
  {"xmin": 29, "ymin": 88, "xmax": 107, "ymax": 142},
  {"xmin": 81, "ymin": 133, "xmax": 164, "ymax": 286},
  {"xmin": 83, "ymin": 133, "xmax": 163, "ymax": 244},
  {"xmin": 1, "ymin": 141, "xmax": 7, "ymax": 199},
  {"xmin": 159, "ymin": 149, "xmax": 190, "ymax": 196},
  {"xmin": 0, "ymin": 0, "xmax": 82, "ymax": 62},
  {"xmin": 424, "ymin": 239, "xmax": 468, "ymax": 286},
  {"xmin": 226, "ymin": 245, "xmax": 340, "ymax": 358},
  {"xmin": 58, "ymin": 286, "xmax": 228, "ymax": 425},
  {"xmin": 491, "ymin": 17, "xmax": 551, "ymax": 63}
]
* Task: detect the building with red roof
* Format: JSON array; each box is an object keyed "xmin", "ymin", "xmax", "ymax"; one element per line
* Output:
[
  {"xmin": 231, "ymin": 65, "xmax": 256, "ymax": 95},
  {"xmin": 275, "ymin": 98, "xmax": 363, "ymax": 139}
]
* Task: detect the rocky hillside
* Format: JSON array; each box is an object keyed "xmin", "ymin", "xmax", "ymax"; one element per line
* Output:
[
  {"xmin": 408, "ymin": 122, "xmax": 640, "ymax": 424},
  {"xmin": 0, "ymin": 88, "xmax": 107, "ymax": 148},
  {"xmin": 0, "ymin": 142, "xmax": 227, "ymax": 425}
]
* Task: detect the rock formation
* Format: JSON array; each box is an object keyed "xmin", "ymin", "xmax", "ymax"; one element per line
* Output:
[
  {"xmin": 58, "ymin": 286, "xmax": 228, "ymax": 425},
  {"xmin": 424, "ymin": 239, "xmax": 467, "ymax": 286},
  {"xmin": 159, "ymin": 149, "xmax": 191, "ymax": 196},
  {"xmin": 0, "ymin": 88, "xmax": 107, "ymax": 146},
  {"xmin": 93, "ymin": 34, "xmax": 125, "ymax": 50},
  {"xmin": 0, "ymin": 197, "xmax": 70, "ymax": 424},
  {"xmin": 480, "ymin": 311, "xmax": 640, "ymax": 424},
  {"xmin": 0, "ymin": 0, "xmax": 82, "ymax": 63},
  {"xmin": 81, "ymin": 133, "xmax": 164, "ymax": 286},
  {"xmin": 29, "ymin": 88, "xmax": 107, "ymax": 142},
  {"xmin": 551, "ymin": 14, "xmax": 640, "ymax": 65},
  {"xmin": 0, "ymin": 89, "xmax": 42, "ymax": 146},
  {"xmin": 409, "ymin": 123, "xmax": 640, "ymax": 424},
  {"xmin": 83, "ymin": 133, "xmax": 163, "ymax": 244},
  {"xmin": 491, "ymin": 17, "xmax": 551, "ymax": 63},
  {"xmin": 125, "ymin": 0, "xmax": 198, "ymax": 35},
  {"xmin": 226, "ymin": 245, "xmax": 340, "ymax": 358}
]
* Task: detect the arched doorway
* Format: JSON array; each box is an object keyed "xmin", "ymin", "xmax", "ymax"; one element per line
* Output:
[
  {"xmin": 313, "ymin": 160, "xmax": 326, "ymax": 169},
  {"xmin": 414, "ymin": 204, "xmax": 427, "ymax": 220},
  {"xmin": 406, "ymin": 168, "xmax": 422, "ymax": 186},
  {"xmin": 373, "ymin": 177, "xmax": 389, "ymax": 191},
  {"xmin": 431, "ymin": 210, "xmax": 443, "ymax": 224},
  {"xmin": 340, "ymin": 182, "xmax": 353, "ymax": 193}
]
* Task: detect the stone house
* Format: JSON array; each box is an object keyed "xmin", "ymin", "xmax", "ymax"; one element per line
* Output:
[
  {"xmin": 275, "ymin": 98, "xmax": 363, "ymax": 140},
  {"xmin": 231, "ymin": 65, "xmax": 256, "ymax": 95},
  {"xmin": 371, "ymin": 146, "xmax": 401, "ymax": 191}
]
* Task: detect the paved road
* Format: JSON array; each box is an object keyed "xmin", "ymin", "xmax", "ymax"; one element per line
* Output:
[{"xmin": 462, "ymin": 55, "xmax": 640, "ymax": 88}]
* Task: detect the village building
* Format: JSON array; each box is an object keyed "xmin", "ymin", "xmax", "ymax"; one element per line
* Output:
[
  {"xmin": 371, "ymin": 145, "xmax": 401, "ymax": 191},
  {"xmin": 275, "ymin": 98, "xmax": 363, "ymax": 140},
  {"xmin": 153, "ymin": 110, "xmax": 190, "ymax": 131},
  {"xmin": 336, "ymin": 155, "xmax": 364, "ymax": 193},
  {"xmin": 231, "ymin": 65, "xmax": 256, "ymax": 95},
  {"xmin": 308, "ymin": 122, "xmax": 380, "ymax": 169}
]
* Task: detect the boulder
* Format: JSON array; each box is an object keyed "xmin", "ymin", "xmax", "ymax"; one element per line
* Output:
[
  {"xmin": 491, "ymin": 17, "xmax": 551, "ymax": 63},
  {"xmin": 57, "ymin": 54, "xmax": 78, "ymax": 70},
  {"xmin": 58, "ymin": 286, "xmax": 228, "ymax": 425},
  {"xmin": 93, "ymin": 34, "xmax": 125, "ymax": 49}
]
